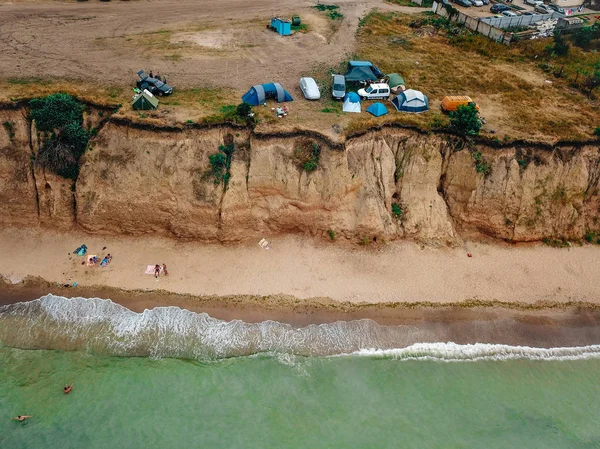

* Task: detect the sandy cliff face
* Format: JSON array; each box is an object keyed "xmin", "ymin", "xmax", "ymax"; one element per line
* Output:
[{"xmin": 1, "ymin": 105, "xmax": 599, "ymax": 243}]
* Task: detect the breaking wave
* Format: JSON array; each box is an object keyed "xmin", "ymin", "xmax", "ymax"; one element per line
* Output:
[{"xmin": 1, "ymin": 295, "xmax": 599, "ymax": 362}]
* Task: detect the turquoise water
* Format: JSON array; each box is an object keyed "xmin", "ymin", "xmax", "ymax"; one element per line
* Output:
[{"xmin": 1, "ymin": 296, "xmax": 600, "ymax": 448}]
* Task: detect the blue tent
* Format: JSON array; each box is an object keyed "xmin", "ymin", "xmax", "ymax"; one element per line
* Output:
[
  {"xmin": 342, "ymin": 92, "xmax": 361, "ymax": 113},
  {"xmin": 241, "ymin": 83, "xmax": 293, "ymax": 106},
  {"xmin": 366, "ymin": 102, "xmax": 388, "ymax": 117}
]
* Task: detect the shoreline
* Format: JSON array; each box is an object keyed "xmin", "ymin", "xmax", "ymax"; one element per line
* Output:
[{"xmin": 3, "ymin": 277, "xmax": 600, "ymax": 349}]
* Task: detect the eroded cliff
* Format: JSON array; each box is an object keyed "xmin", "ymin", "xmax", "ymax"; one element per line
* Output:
[{"xmin": 1, "ymin": 105, "xmax": 599, "ymax": 244}]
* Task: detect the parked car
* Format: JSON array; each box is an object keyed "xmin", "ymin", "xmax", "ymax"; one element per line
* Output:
[
  {"xmin": 136, "ymin": 70, "xmax": 173, "ymax": 96},
  {"xmin": 547, "ymin": 3, "xmax": 565, "ymax": 13},
  {"xmin": 472, "ymin": 0, "xmax": 484, "ymax": 6},
  {"xmin": 455, "ymin": 0, "xmax": 472, "ymax": 7},
  {"xmin": 480, "ymin": 0, "xmax": 490, "ymax": 4},
  {"xmin": 331, "ymin": 74, "xmax": 346, "ymax": 100},
  {"xmin": 299, "ymin": 77, "xmax": 321, "ymax": 100},
  {"xmin": 534, "ymin": 3, "xmax": 552, "ymax": 13},
  {"xmin": 357, "ymin": 83, "xmax": 391, "ymax": 100},
  {"xmin": 524, "ymin": 0, "xmax": 543, "ymax": 6},
  {"xmin": 502, "ymin": 10, "xmax": 518, "ymax": 16},
  {"xmin": 490, "ymin": 3, "xmax": 510, "ymax": 12},
  {"xmin": 522, "ymin": 11, "xmax": 536, "ymax": 15}
]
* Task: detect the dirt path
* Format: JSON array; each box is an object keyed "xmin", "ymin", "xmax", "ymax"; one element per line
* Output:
[{"xmin": 0, "ymin": 0, "xmax": 427, "ymax": 90}]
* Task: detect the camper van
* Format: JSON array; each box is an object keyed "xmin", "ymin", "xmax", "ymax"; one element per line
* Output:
[{"xmin": 441, "ymin": 96, "xmax": 479, "ymax": 113}]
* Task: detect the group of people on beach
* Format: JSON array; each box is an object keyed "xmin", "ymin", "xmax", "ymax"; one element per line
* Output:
[
  {"xmin": 154, "ymin": 263, "xmax": 168, "ymax": 278},
  {"xmin": 12, "ymin": 384, "xmax": 73, "ymax": 423}
]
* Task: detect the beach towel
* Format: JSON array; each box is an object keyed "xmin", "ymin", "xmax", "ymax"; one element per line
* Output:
[
  {"xmin": 100, "ymin": 257, "xmax": 109, "ymax": 267},
  {"xmin": 258, "ymin": 238, "xmax": 270, "ymax": 250},
  {"xmin": 74, "ymin": 244, "xmax": 87, "ymax": 256},
  {"xmin": 145, "ymin": 265, "xmax": 163, "ymax": 275}
]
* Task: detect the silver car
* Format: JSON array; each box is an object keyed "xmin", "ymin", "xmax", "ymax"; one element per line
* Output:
[{"xmin": 331, "ymin": 74, "xmax": 346, "ymax": 100}]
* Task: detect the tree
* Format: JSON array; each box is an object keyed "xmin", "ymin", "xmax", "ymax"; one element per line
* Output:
[
  {"xmin": 449, "ymin": 103, "xmax": 481, "ymax": 136},
  {"xmin": 573, "ymin": 27, "xmax": 594, "ymax": 49},
  {"xmin": 552, "ymin": 30, "xmax": 570, "ymax": 56}
]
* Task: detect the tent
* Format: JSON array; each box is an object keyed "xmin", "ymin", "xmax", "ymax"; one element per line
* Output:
[
  {"xmin": 132, "ymin": 90, "xmax": 159, "ymax": 110},
  {"xmin": 366, "ymin": 102, "xmax": 388, "ymax": 117},
  {"xmin": 241, "ymin": 83, "xmax": 293, "ymax": 106},
  {"xmin": 345, "ymin": 61, "xmax": 384, "ymax": 82},
  {"xmin": 391, "ymin": 89, "xmax": 429, "ymax": 113},
  {"xmin": 387, "ymin": 73, "xmax": 405, "ymax": 93},
  {"xmin": 342, "ymin": 92, "xmax": 361, "ymax": 113}
]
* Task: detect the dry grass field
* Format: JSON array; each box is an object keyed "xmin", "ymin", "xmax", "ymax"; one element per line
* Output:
[{"xmin": 0, "ymin": 0, "xmax": 597, "ymax": 141}]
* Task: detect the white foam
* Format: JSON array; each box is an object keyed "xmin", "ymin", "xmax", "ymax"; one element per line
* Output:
[
  {"xmin": 1, "ymin": 295, "xmax": 599, "ymax": 362},
  {"xmin": 349, "ymin": 343, "xmax": 600, "ymax": 362}
]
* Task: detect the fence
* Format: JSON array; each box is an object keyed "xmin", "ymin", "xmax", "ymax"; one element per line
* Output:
[
  {"xmin": 432, "ymin": 1, "xmax": 513, "ymax": 43},
  {"xmin": 481, "ymin": 13, "xmax": 558, "ymax": 29}
]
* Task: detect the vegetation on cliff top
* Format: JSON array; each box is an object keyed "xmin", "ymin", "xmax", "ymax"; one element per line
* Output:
[{"xmin": 30, "ymin": 93, "xmax": 90, "ymax": 180}]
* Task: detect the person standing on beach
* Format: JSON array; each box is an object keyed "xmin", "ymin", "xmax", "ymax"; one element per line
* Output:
[
  {"xmin": 154, "ymin": 264, "xmax": 161, "ymax": 279},
  {"xmin": 162, "ymin": 264, "xmax": 168, "ymax": 276}
]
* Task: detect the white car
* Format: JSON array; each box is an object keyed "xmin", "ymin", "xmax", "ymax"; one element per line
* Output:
[
  {"xmin": 357, "ymin": 83, "xmax": 391, "ymax": 100},
  {"xmin": 524, "ymin": 0, "xmax": 543, "ymax": 5},
  {"xmin": 299, "ymin": 77, "xmax": 320, "ymax": 100},
  {"xmin": 472, "ymin": 0, "xmax": 484, "ymax": 6},
  {"xmin": 501, "ymin": 10, "xmax": 518, "ymax": 16}
]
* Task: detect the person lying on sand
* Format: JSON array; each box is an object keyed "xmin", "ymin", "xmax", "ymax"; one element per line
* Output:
[
  {"xmin": 64, "ymin": 384, "xmax": 73, "ymax": 394},
  {"xmin": 162, "ymin": 263, "xmax": 168, "ymax": 276},
  {"xmin": 12, "ymin": 415, "xmax": 32, "ymax": 422}
]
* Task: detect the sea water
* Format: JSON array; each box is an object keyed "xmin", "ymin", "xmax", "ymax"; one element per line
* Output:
[{"xmin": 1, "ymin": 295, "xmax": 600, "ymax": 449}]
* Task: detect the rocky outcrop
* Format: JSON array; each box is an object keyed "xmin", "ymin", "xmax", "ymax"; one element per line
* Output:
[{"xmin": 1, "ymin": 104, "xmax": 599, "ymax": 244}]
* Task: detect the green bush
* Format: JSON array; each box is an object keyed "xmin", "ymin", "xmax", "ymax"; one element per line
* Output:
[
  {"xmin": 594, "ymin": 127, "xmax": 600, "ymax": 136},
  {"xmin": 584, "ymin": 230, "xmax": 597, "ymax": 243},
  {"xmin": 2, "ymin": 121, "xmax": 15, "ymax": 140},
  {"xmin": 327, "ymin": 229, "xmax": 336, "ymax": 240},
  {"xmin": 236, "ymin": 102, "xmax": 252, "ymax": 119},
  {"xmin": 207, "ymin": 143, "xmax": 235, "ymax": 186},
  {"xmin": 551, "ymin": 30, "xmax": 569, "ymax": 56},
  {"xmin": 30, "ymin": 94, "xmax": 89, "ymax": 180},
  {"xmin": 472, "ymin": 151, "xmax": 491, "ymax": 176},
  {"xmin": 449, "ymin": 103, "xmax": 481, "ymax": 136},
  {"xmin": 296, "ymin": 141, "xmax": 321, "ymax": 172},
  {"xmin": 391, "ymin": 202, "xmax": 403, "ymax": 219},
  {"xmin": 208, "ymin": 153, "xmax": 227, "ymax": 184},
  {"xmin": 29, "ymin": 93, "xmax": 84, "ymax": 132}
]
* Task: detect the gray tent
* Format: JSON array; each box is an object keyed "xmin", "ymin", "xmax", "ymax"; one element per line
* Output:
[
  {"xmin": 132, "ymin": 90, "xmax": 159, "ymax": 110},
  {"xmin": 391, "ymin": 89, "xmax": 429, "ymax": 113}
]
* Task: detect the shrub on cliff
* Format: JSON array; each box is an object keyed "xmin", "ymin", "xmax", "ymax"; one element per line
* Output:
[
  {"xmin": 449, "ymin": 103, "xmax": 481, "ymax": 136},
  {"xmin": 30, "ymin": 94, "xmax": 89, "ymax": 181},
  {"xmin": 295, "ymin": 140, "xmax": 321, "ymax": 172}
]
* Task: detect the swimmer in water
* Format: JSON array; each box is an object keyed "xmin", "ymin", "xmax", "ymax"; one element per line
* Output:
[
  {"xmin": 64, "ymin": 384, "xmax": 73, "ymax": 394},
  {"xmin": 12, "ymin": 415, "xmax": 32, "ymax": 422}
]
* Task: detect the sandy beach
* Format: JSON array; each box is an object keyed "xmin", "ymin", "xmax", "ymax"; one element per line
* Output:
[{"xmin": 1, "ymin": 227, "xmax": 600, "ymax": 306}]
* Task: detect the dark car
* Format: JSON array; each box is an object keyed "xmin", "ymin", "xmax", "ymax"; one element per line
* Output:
[
  {"xmin": 136, "ymin": 70, "xmax": 173, "ymax": 96},
  {"xmin": 490, "ymin": 3, "xmax": 510, "ymax": 12},
  {"xmin": 455, "ymin": 0, "xmax": 472, "ymax": 6}
]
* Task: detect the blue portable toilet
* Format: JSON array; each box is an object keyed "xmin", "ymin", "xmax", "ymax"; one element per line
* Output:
[
  {"xmin": 270, "ymin": 17, "xmax": 291, "ymax": 36},
  {"xmin": 280, "ymin": 20, "xmax": 291, "ymax": 35},
  {"xmin": 366, "ymin": 102, "xmax": 388, "ymax": 117}
]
